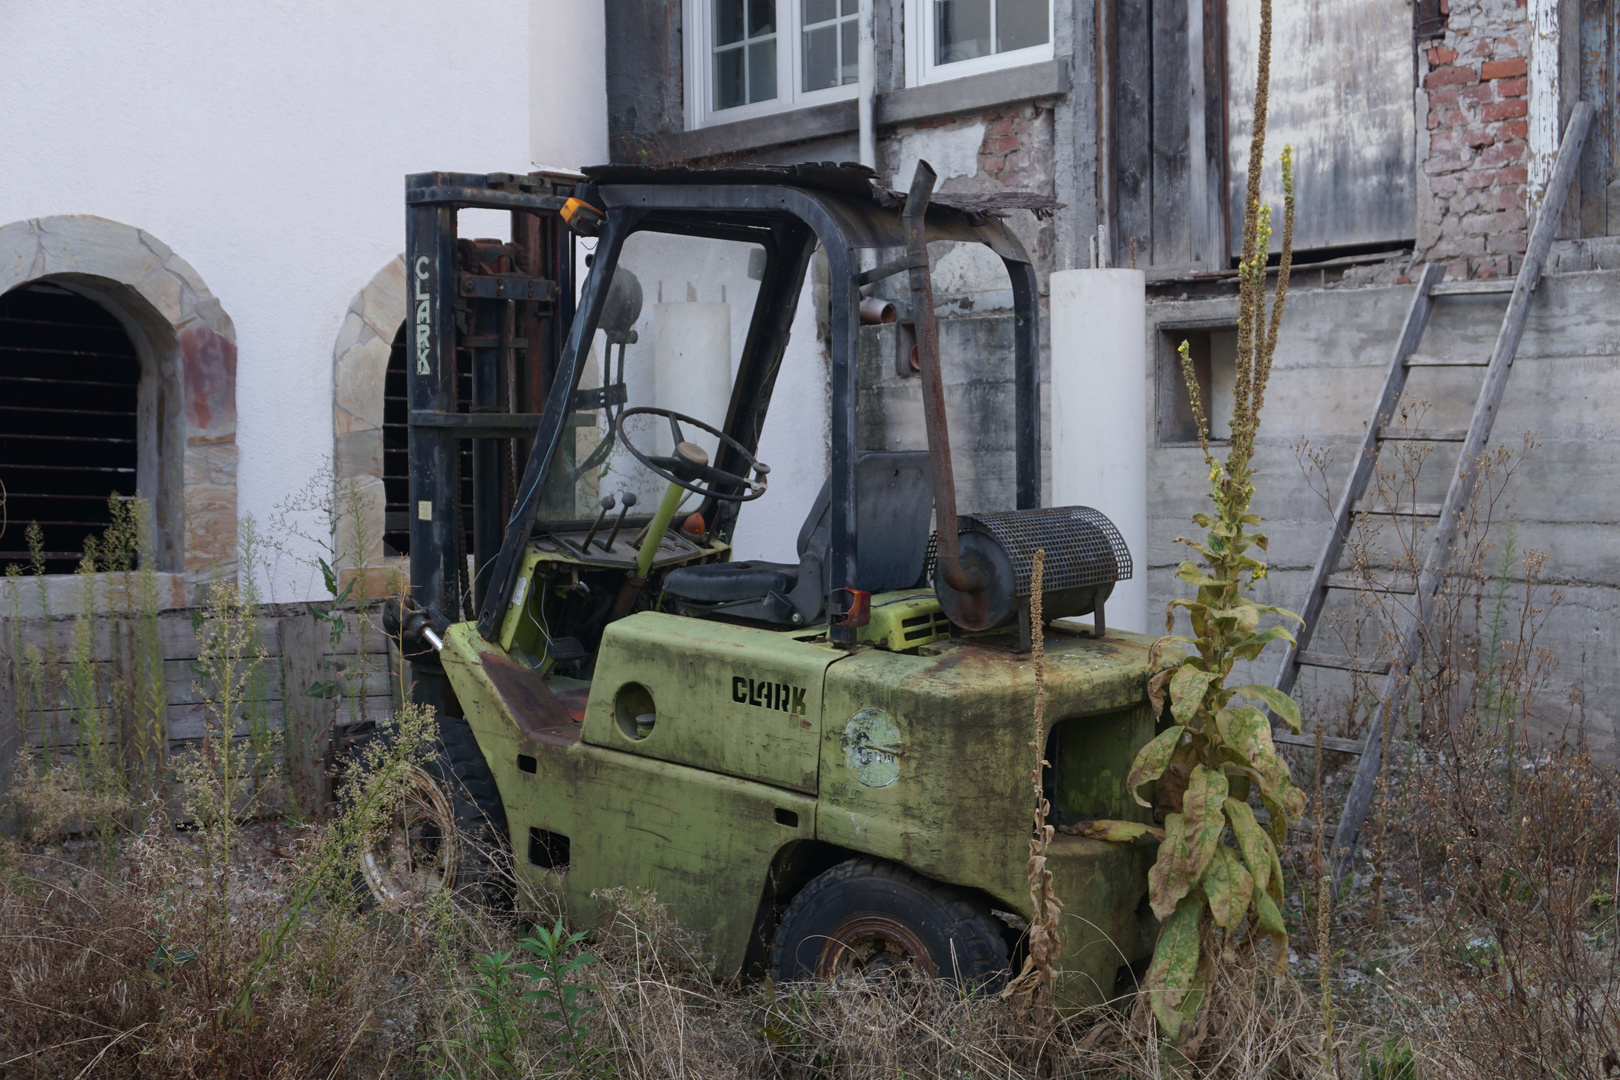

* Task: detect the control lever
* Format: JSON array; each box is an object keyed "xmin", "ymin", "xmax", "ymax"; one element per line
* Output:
[
  {"xmin": 604, "ymin": 491, "xmax": 637, "ymax": 550},
  {"xmin": 581, "ymin": 493, "xmax": 614, "ymax": 550}
]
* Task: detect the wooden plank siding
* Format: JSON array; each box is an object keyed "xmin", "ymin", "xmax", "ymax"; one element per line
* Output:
[
  {"xmin": 1111, "ymin": 0, "xmax": 1230, "ymax": 271},
  {"xmin": 0, "ymin": 601, "xmax": 397, "ymax": 818},
  {"xmin": 1578, "ymin": 0, "xmax": 1617, "ymax": 237},
  {"xmin": 1225, "ymin": 0, "xmax": 1417, "ymax": 254}
]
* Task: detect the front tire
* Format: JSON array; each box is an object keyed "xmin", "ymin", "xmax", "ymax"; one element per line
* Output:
[
  {"xmin": 770, "ymin": 858, "xmax": 1010, "ymax": 989},
  {"xmin": 353, "ymin": 713, "xmax": 512, "ymax": 910}
]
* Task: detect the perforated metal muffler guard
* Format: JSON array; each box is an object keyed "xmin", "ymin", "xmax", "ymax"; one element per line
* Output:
[{"xmin": 933, "ymin": 505, "xmax": 1132, "ymax": 633}]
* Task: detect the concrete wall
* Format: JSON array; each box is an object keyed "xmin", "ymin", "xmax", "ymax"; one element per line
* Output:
[
  {"xmin": 1144, "ymin": 265, "xmax": 1620, "ymax": 757},
  {"xmin": 0, "ymin": 0, "xmax": 538, "ymax": 602}
]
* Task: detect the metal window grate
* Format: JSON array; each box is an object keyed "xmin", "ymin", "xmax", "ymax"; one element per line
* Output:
[{"xmin": 0, "ymin": 284, "xmax": 140, "ymax": 573}]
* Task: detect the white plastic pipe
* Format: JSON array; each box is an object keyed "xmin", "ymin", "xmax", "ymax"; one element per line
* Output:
[
  {"xmin": 652, "ymin": 301, "xmax": 731, "ymax": 460},
  {"xmin": 1049, "ymin": 268, "xmax": 1148, "ymax": 634}
]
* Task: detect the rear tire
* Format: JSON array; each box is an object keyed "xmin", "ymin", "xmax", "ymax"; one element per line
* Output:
[
  {"xmin": 770, "ymin": 857, "xmax": 1010, "ymax": 989},
  {"xmin": 352, "ymin": 713, "xmax": 512, "ymax": 910}
]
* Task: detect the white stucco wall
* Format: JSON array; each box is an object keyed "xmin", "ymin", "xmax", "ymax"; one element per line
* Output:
[
  {"xmin": 530, "ymin": 0, "xmax": 609, "ymax": 171},
  {"xmin": 0, "ymin": 0, "xmax": 564, "ymax": 601}
]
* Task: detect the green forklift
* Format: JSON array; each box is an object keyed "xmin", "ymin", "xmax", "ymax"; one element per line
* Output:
[{"xmin": 372, "ymin": 161, "xmax": 1166, "ymax": 1005}]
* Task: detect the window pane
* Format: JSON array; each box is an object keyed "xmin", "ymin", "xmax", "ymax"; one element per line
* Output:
[
  {"xmin": 803, "ymin": 0, "xmax": 835, "ymax": 24},
  {"xmin": 715, "ymin": 0, "xmax": 745, "ymax": 46},
  {"xmin": 935, "ymin": 0, "xmax": 990, "ymax": 64},
  {"xmin": 715, "ymin": 46, "xmax": 746, "ymax": 109},
  {"xmin": 840, "ymin": 19, "xmax": 858, "ymax": 83},
  {"xmin": 747, "ymin": 0, "xmax": 775, "ymax": 35},
  {"xmin": 803, "ymin": 24, "xmax": 838, "ymax": 90},
  {"xmin": 841, "ymin": 0, "xmax": 857, "ymax": 13},
  {"xmin": 996, "ymin": 0, "xmax": 1047, "ymax": 52},
  {"xmin": 748, "ymin": 39, "xmax": 777, "ymax": 102}
]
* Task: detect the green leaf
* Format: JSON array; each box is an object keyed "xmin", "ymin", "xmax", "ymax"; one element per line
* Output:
[
  {"xmin": 1231, "ymin": 684, "xmax": 1302, "ymax": 732},
  {"xmin": 1215, "ymin": 705, "xmax": 1270, "ymax": 762},
  {"xmin": 1211, "ymin": 604, "xmax": 1261, "ymax": 633},
  {"xmin": 1071, "ymin": 819, "xmax": 1165, "ymax": 843},
  {"xmin": 1127, "ymin": 725, "xmax": 1185, "ymax": 808},
  {"xmin": 1148, "ymin": 765, "xmax": 1227, "ymax": 920},
  {"xmin": 1169, "ymin": 666, "xmax": 1215, "ymax": 725},
  {"xmin": 1224, "ymin": 798, "xmax": 1272, "ymax": 898},
  {"xmin": 1175, "ymin": 560, "xmax": 1222, "ymax": 587},
  {"xmin": 1148, "ymin": 814, "xmax": 1190, "ymax": 919},
  {"xmin": 319, "ymin": 557, "xmax": 338, "ymax": 597},
  {"xmin": 1146, "ymin": 890, "xmax": 1207, "ymax": 1044},
  {"xmin": 1202, "ymin": 844, "xmax": 1254, "ymax": 934},
  {"xmin": 1181, "ymin": 765, "xmax": 1229, "ymax": 883},
  {"xmin": 1229, "ymin": 624, "xmax": 1295, "ymax": 662},
  {"xmin": 1254, "ymin": 890, "xmax": 1289, "ymax": 972}
]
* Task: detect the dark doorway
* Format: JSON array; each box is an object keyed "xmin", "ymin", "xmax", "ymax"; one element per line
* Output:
[{"xmin": 0, "ymin": 284, "xmax": 140, "ymax": 574}]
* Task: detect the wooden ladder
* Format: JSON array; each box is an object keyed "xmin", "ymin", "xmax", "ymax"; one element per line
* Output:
[{"xmin": 1270, "ymin": 103, "xmax": 1596, "ymax": 890}]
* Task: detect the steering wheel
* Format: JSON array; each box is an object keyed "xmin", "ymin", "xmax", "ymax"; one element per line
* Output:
[{"xmin": 616, "ymin": 406, "xmax": 771, "ymax": 503}]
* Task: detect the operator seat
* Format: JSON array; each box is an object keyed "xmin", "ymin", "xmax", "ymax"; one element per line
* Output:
[{"xmin": 661, "ymin": 450, "xmax": 933, "ymax": 626}]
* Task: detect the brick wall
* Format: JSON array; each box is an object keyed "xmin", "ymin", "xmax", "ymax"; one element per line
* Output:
[{"xmin": 1417, "ymin": 0, "xmax": 1532, "ymax": 279}]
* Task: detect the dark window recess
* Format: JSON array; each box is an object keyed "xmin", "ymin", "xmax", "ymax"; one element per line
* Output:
[
  {"xmin": 1414, "ymin": 0, "xmax": 1446, "ymax": 40},
  {"xmin": 528, "ymin": 826, "xmax": 570, "ymax": 869},
  {"xmin": 0, "ymin": 284, "xmax": 140, "ymax": 574},
  {"xmin": 1158, "ymin": 327, "xmax": 1236, "ymax": 444},
  {"xmin": 774, "ymin": 807, "xmax": 799, "ymax": 827},
  {"xmin": 517, "ymin": 754, "xmax": 537, "ymax": 774},
  {"xmin": 382, "ymin": 323, "xmax": 476, "ymax": 559}
]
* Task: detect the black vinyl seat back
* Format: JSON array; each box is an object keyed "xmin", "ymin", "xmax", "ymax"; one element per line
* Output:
[
  {"xmin": 797, "ymin": 450, "xmax": 933, "ymax": 593},
  {"xmin": 664, "ymin": 450, "xmax": 933, "ymax": 625}
]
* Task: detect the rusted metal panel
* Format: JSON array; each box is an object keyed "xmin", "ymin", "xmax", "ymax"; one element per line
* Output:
[{"xmin": 1226, "ymin": 0, "xmax": 1416, "ymax": 253}]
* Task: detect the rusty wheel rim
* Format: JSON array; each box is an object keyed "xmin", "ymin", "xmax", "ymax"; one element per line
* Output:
[
  {"xmin": 358, "ymin": 765, "xmax": 459, "ymax": 907},
  {"xmin": 815, "ymin": 915, "xmax": 938, "ymax": 980}
]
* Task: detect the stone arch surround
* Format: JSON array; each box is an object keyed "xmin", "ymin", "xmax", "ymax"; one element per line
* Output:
[
  {"xmin": 332, "ymin": 255, "xmax": 406, "ymax": 573},
  {"xmin": 0, "ymin": 215, "xmax": 238, "ymax": 595}
]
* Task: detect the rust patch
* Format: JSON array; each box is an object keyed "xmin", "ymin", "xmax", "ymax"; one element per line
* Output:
[
  {"xmin": 480, "ymin": 651, "xmax": 579, "ymax": 747},
  {"xmin": 181, "ymin": 323, "xmax": 236, "ymax": 437},
  {"xmin": 551, "ymin": 684, "xmax": 590, "ymax": 724}
]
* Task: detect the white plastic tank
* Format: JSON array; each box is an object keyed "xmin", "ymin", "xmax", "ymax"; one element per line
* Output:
[
  {"xmin": 1048, "ymin": 268, "xmax": 1148, "ymax": 634},
  {"xmin": 652, "ymin": 301, "xmax": 731, "ymax": 461}
]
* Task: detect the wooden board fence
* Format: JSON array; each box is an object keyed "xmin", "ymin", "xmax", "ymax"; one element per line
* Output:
[{"xmin": 0, "ymin": 600, "xmax": 399, "ymax": 821}]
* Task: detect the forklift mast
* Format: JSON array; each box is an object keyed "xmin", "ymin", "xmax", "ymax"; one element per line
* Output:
[{"xmin": 403, "ymin": 171, "xmax": 579, "ymax": 714}]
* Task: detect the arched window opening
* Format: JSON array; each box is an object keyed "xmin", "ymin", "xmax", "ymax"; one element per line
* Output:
[
  {"xmin": 382, "ymin": 322, "xmax": 474, "ymax": 560},
  {"xmin": 0, "ymin": 283, "xmax": 140, "ymax": 574},
  {"xmin": 382, "ymin": 324, "xmax": 411, "ymax": 557}
]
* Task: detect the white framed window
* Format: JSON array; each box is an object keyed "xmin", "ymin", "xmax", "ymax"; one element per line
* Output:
[
  {"xmin": 685, "ymin": 0, "xmax": 862, "ymax": 129},
  {"xmin": 903, "ymin": 0, "xmax": 1053, "ymax": 86}
]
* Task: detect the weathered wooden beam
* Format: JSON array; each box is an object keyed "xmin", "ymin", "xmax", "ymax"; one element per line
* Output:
[{"xmin": 280, "ymin": 612, "xmax": 330, "ymax": 819}]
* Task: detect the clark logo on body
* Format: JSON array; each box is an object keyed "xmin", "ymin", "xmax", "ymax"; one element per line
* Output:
[
  {"xmin": 414, "ymin": 255, "xmax": 432, "ymax": 375},
  {"xmin": 732, "ymin": 676, "xmax": 807, "ymax": 715}
]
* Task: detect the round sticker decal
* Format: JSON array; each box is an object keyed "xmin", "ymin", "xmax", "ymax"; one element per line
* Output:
[{"xmin": 842, "ymin": 707, "xmax": 903, "ymax": 788}]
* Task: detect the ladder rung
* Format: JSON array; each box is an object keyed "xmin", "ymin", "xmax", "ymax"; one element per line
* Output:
[
  {"xmin": 1430, "ymin": 278, "xmax": 1517, "ymax": 296},
  {"xmin": 1324, "ymin": 573, "xmax": 1417, "ymax": 594},
  {"xmin": 1403, "ymin": 353, "xmax": 1491, "ymax": 367},
  {"xmin": 1377, "ymin": 428, "xmax": 1468, "ymax": 442},
  {"xmin": 1296, "ymin": 651, "xmax": 1393, "ymax": 676},
  {"xmin": 1273, "ymin": 730, "xmax": 1365, "ymax": 755},
  {"xmin": 1356, "ymin": 502, "xmax": 1444, "ymax": 518}
]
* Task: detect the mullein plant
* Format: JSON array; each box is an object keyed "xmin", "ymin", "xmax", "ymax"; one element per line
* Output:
[{"xmin": 1076, "ymin": 0, "xmax": 1305, "ymax": 1053}]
